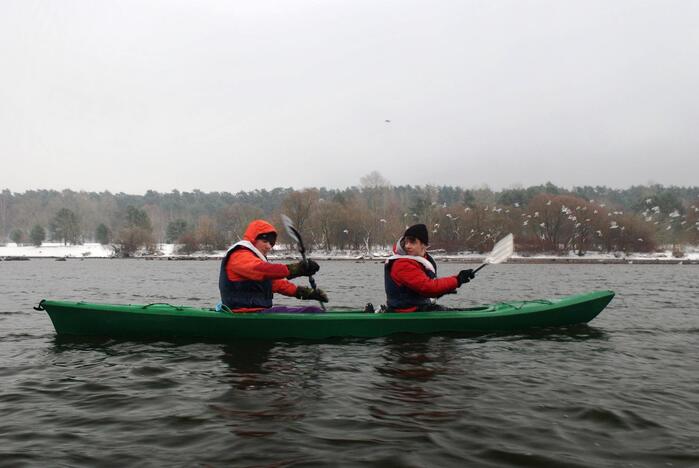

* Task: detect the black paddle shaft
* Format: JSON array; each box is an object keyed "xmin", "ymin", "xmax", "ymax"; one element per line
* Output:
[{"xmin": 289, "ymin": 225, "xmax": 324, "ymax": 310}]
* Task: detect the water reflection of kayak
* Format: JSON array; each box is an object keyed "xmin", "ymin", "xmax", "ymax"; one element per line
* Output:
[{"xmin": 37, "ymin": 290, "xmax": 614, "ymax": 341}]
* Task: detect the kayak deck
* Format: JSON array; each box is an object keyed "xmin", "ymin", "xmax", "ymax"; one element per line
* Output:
[{"xmin": 38, "ymin": 290, "xmax": 614, "ymax": 340}]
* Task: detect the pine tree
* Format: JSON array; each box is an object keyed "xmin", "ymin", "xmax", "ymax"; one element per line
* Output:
[
  {"xmin": 96, "ymin": 224, "xmax": 110, "ymax": 244},
  {"xmin": 29, "ymin": 225, "xmax": 46, "ymax": 246},
  {"xmin": 49, "ymin": 208, "xmax": 81, "ymax": 245}
]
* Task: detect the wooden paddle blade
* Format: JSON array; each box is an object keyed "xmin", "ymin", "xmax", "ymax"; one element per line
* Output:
[
  {"xmin": 281, "ymin": 214, "xmax": 300, "ymax": 244},
  {"xmin": 485, "ymin": 233, "xmax": 514, "ymax": 264}
]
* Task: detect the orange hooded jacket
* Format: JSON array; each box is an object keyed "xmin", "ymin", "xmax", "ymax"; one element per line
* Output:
[{"xmin": 225, "ymin": 220, "xmax": 297, "ymax": 312}]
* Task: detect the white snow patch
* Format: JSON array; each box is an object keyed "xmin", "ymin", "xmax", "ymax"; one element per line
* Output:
[
  {"xmin": 1, "ymin": 243, "xmax": 698, "ymax": 261},
  {"xmin": 0, "ymin": 242, "xmax": 114, "ymax": 258}
]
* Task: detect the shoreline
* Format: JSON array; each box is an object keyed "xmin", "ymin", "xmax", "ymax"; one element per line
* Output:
[
  {"xmin": 2, "ymin": 242, "xmax": 698, "ymax": 265},
  {"xmin": 1, "ymin": 255, "xmax": 697, "ymax": 265}
]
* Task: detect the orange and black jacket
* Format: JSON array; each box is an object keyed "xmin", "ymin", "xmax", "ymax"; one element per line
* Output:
[
  {"xmin": 384, "ymin": 241, "xmax": 458, "ymax": 312},
  {"xmin": 218, "ymin": 220, "xmax": 297, "ymax": 312}
]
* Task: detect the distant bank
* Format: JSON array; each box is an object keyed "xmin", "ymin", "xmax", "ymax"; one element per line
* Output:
[{"xmin": 1, "ymin": 242, "xmax": 698, "ymax": 265}]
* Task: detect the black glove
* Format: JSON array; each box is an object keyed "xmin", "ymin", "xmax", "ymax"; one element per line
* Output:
[
  {"xmin": 295, "ymin": 286, "xmax": 329, "ymax": 303},
  {"xmin": 286, "ymin": 259, "xmax": 320, "ymax": 279},
  {"xmin": 456, "ymin": 269, "xmax": 475, "ymax": 286}
]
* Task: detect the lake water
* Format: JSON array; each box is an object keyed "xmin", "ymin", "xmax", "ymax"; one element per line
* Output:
[{"xmin": 1, "ymin": 259, "xmax": 698, "ymax": 467}]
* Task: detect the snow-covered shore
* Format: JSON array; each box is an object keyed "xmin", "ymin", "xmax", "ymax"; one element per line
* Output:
[
  {"xmin": 1, "ymin": 242, "xmax": 698, "ymax": 264},
  {"xmin": 0, "ymin": 242, "xmax": 117, "ymax": 259}
]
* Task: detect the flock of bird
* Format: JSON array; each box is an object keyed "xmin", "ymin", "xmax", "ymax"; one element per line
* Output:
[
  {"xmin": 336, "ymin": 196, "xmax": 698, "ymax": 247},
  {"xmin": 381, "ymin": 197, "xmax": 699, "ymax": 245}
]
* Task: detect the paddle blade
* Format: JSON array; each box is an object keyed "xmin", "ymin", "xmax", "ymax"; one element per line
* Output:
[
  {"xmin": 281, "ymin": 214, "xmax": 300, "ymax": 244},
  {"xmin": 484, "ymin": 233, "xmax": 514, "ymax": 264}
]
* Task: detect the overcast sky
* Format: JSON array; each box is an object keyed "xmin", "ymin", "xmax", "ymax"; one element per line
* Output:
[{"xmin": 1, "ymin": 0, "xmax": 698, "ymax": 194}]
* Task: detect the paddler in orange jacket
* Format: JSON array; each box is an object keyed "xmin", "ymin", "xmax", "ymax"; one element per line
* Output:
[
  {"xmin": 384, "ymin": 224, "xmax": 475, "ymax": 312},
  {"xmin": 219, "ymin": 219, "xmax": 328, "ymax": 313}
]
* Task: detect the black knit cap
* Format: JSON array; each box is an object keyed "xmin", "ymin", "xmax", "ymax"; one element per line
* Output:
[{"xmin": 403, "ymin": 224, "xmax": 429, "ymax": 245}]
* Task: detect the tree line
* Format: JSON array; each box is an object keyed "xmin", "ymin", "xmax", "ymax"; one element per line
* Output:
[{"xmin": 1, "ymin": 176, "xmax": 698, "ymax": 256}]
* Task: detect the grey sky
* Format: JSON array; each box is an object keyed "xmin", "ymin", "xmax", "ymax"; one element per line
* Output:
[{"xmin": 1, "ymin": 0, "xmax": 698, "ymax": 194}]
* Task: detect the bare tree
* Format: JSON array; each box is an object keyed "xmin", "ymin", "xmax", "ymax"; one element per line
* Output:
[
  {"xmin": 217, "ymin": 203, "xmax": 264, "ymax": 243},
  {"xmin": 196, "ymin": 215, "xmax": 225, "ymax": 252},
  {"xmin": 314, "ymin": 201, "xmax": 345, "ymax": 251},
  {"xmin": 360, "ymin": 171, "xmax": 391, "ymax": 188},
  {"xmin": 281, "ymin": 189, "xmax": 319, "ymax": 243}
]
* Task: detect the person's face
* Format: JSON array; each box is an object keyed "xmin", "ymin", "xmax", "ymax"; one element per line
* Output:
[
  {"xmin": 254, "ymin": 237, "xmax": 274, "ymax": 256},
  {"xmin": 403, "ymin": 236, "xmax": 427, "ymax": 256}
]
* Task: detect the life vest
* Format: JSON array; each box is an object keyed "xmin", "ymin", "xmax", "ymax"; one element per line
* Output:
[
  {"xmin": 218, "ymin": 241, "xmax": 273, "ymax": 309},
  {"xmin": 384, "ymin": 253, "xmax": 438, "ymax": 311}
]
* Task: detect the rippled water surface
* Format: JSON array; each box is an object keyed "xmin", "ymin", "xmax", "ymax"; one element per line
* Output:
[{"xmin": 1, "ymin": 259, "xmax": 698, "ymax": 467}]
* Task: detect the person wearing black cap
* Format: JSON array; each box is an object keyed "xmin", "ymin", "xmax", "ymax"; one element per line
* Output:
[{"xmin": 384, "ymin": 224, "xmax": 475, "ymax": 312}]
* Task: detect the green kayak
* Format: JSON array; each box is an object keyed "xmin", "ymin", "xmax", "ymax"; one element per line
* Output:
[{"xmin": 37, "ymin": 290, "xmax": 614, "ymax": 340}]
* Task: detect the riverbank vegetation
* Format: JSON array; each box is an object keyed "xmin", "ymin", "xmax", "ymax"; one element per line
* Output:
[{"xmin": 2, "ymin": 177, "xmax": 698, "ymax": 257}]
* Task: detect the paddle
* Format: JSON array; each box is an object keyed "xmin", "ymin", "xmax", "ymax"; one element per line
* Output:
[
  {"xmin": 281, "ymin": 214, "xmax": 326, "ymax": 311},
  {"xmin": 473, "ymin": 233, "xmax": 514, "ymax": 275}
]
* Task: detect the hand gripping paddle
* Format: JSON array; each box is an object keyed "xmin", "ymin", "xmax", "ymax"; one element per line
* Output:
[{"xmin": 281, "ymin": 214, "xmax": 326, "ymax": 311}]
